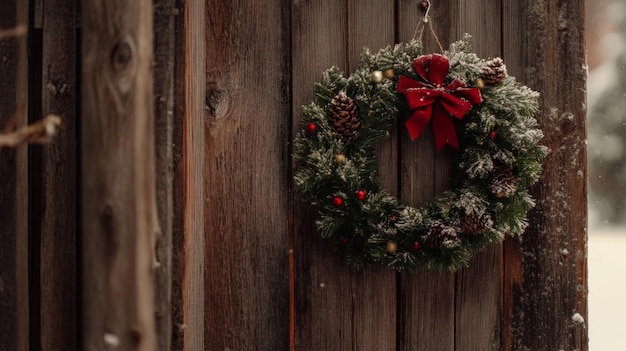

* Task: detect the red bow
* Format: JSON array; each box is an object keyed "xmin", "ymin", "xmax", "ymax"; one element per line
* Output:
[{"xmin": 397, "ymin": 54, "xmax": 482, "ymax": 150}]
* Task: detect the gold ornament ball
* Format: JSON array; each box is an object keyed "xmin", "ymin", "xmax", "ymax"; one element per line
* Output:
[
  {"xmin": 386, "ymin": 241, "xmax": 398, "ymax": 253},
  {"xmin": 335, "ymin": 154, "xmax": 346, "ymax": 164},
  {"xmin": 494, "ymin": 191, "xmax": 506, "ymax": 198},
  {"xmin": 475, "ymin": 77, "xmax": 486, "ymax": 89},
  {"xmin": 383, "ymin": 68, "xmax": 395, "ymax": 79},
  {"xmin": 371, "ymin": 70, "xmax": 384, "ymax": 83}
]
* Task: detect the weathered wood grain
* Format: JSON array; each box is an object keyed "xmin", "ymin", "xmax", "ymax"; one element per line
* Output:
[
  {"xmin": 40, "ymin": 1, "xmax": 77, "ymax": 350},
  {"xmin": 397, "ymin": 1, "xmax": 457, "ymax": 349},
  {"xmin": 81, "ymin": 1, "xmax": 157, "ymax": 350},
  {"xmin": 348, "ymin": 1, "xmax": 398, "ymax": 350},
  {"xmin": 292, "ymin": 1, "xmax": 351, "ymax": 349},
  {"xmin": 502, "ymin": 0, "xmax": 588, "ymax": 350},
  {"xmin": 454, "ymin": 1, "xmax": 503, "ymax": 350},
  {"xmin": 153, "ymin": 1, "xmax": 176, "ymax": 350},
  {"xmin": 203, "ymin": 1, "xmax": 290, "ymax": 349},
  {"xmin": 292, "ymin": 0, "xmax": 397, "ymax": 349},
  {"xmin": 0, "ymin": 1, "xmax": 29, "ymax": 350},
  {"xmin": 171, "ymin": 0, "xmax": 205, "ymax": 349}
]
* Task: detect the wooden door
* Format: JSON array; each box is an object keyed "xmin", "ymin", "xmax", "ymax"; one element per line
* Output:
[{"xmin": 203, "ymin": 0, "xmax": 588, "ymax": 349}]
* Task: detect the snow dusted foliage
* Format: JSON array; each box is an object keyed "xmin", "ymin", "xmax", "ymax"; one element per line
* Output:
[{"xmin": 293, "ymin": 35, "xmax": 547, "ymax": 272}]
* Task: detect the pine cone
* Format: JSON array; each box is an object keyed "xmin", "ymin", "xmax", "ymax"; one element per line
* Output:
[
  {"xmin": 423, "ymin": 220, "xmax": 461, "ymax": 249},
  {"xmin": 460, "ymin": 213, "xmax": 494, "ymax": 235},
  {"xmin": 328, "ymin": 91, "xmax": 360, "ymax": 143},
  {"xmin": 488, "ymin": 165, "xmax": 517, "ymax": 198},
  {"xmin": 481, "ymin": 57, "xmax": 507, "ymax": 85}
]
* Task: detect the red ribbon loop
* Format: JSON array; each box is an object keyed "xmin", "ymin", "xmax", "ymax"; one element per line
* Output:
[{"xmin": 397, "ymin": 54, "xmax": 482, "ymax": 150}]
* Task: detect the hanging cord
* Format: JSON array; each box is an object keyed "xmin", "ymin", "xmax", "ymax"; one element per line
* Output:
[{"xmin": 412, "ymin": 0, "xmax": 445, "ymax": 52}]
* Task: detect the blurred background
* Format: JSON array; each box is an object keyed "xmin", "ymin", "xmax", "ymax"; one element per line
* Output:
[{"xmin": 586, "ymin": 0, "xmax": 626, "ymax": 348}]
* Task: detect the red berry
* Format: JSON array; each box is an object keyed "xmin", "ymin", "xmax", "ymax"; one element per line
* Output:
[
  {"xmin": 356, "ymin": 190, "xmax": 366, "ymax": 201},
  {"xmin": 341, "ymin": 237, "xmax": 349, "ymax": 244},
  {"xmin": 390, "ymin": 213, "xmax": 398, "ymax": 223},
  {"xmin": 489, "ymin": 130, "xmax": 497, "ymax": 140},
  {"xmin": 332, "ymin": 196, "xmax": 344, "ymax": 207},
  {"xmin": 305, "ymin": 122, "xmax": 317, "ymax": 135},
  {"xmin": 419, "ymin": 1, "xmax": 429, "ymax": 11},
  {"xmin": 412, "ymin": 242, "xmax": 421, "ymax": 250}
]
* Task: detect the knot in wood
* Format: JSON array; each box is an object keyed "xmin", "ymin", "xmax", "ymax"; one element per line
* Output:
[
  {"xmin": 205, "ymin": 82, "xmax": 225, "ymax": 118},
  {"xmin": 111, "ymin": 40, "xmax": 133, "ymax": 73},
  {"xmin": 130, "ymin": 328, "xmax": 142, "ymax": 345},
  {"xmin": 100, "ymin": 204, "xmax": 115, "ymax": 234}
]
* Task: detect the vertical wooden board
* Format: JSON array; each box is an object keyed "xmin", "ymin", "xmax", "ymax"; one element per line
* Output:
[
  {"xmin": 347, "ymin": 0, "xmax": 397, "ymax": 195},
  {"xmin": 204, "ymin": 1, "xmax": 289, "ymax": 349},
  {"xmin": 40, "ymin": 1, "xmax": 77, "ymax": 350},
  {"xmin": 0, "ymin": 1, "xmax": 28, "ymax": 350},
  {"xmin": 291, "ymin": 1, "xmax": 352, "ymax": 349},
  {"xmin": 454, "ymin": 1, "xmax": 502, "ymax": 350},
  {"xmin": 34, "ymin": 0, "xmax": 43, "ymax": 28},
  {"xmin": 292, "ymin": 0, "xmax": 397, "ymax": 349},
  {"xmin": 81, "ymin": 1, "xmax": 157, "ymax": 350},
  {"xmin": 396, "ymin": 1, "xmax": 456, "ymax": 350},
  {"xmin": 454, "ymin": 251, "xmax": 501, "ymax": 351},
  {"xmin": 502, "ymin": 0, "xmax": 588, "ymax": 350},
  {"xmin": 153, "ymin": 1, "xmax": 175, "ymax": 350},
  {"xmin": 347, "ymin": 1, "xmax": 398, "ymax": 350},
  {"xmin": 171, "ymin": 0, "xmax": 205, "ymax": 349}
]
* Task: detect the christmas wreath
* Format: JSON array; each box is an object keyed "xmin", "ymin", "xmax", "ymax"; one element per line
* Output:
[{"xmin": 293, "ymin": 35, "xmax": 547, "ymax": 272}]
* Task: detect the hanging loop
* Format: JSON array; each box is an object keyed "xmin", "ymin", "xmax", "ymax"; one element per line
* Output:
[
  {"xmin": 413, "ymin": 0, "xmax": 444, "ymax": 53},
  {"xmin": 423, "ymin": 0, "xmax": 432, "ymax": 23}
]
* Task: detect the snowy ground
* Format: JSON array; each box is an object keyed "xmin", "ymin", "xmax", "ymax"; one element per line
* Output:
[{"xmin": 588, "ymin": 227, "xmax": 626, "ymax": 350}]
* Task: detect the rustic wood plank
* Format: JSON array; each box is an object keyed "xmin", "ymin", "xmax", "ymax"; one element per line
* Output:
[
  {"xmin": 291, "ymin": 1, "xmax": 350, "ymax": 349},
  {"xmin": 347, "ymin": 1, "xmax": 398, "ymax": 349},
  {"xmin": 293, "ymin": 0, "xmax": 397, "ymax": 349},
  {"xmin": 203, "ymin": 0, "xmax": 290, "ymax": 349},
  {"xmin": 0, "ymin": 1, "xmax": 29, "ymax": 350},
  {"xmin": 81, "ymin": 1, "xmax": 157, "ymax": 350},
  {"xmin": 34, "ymin": 0, "xmax": 43, "ymax": 28},
  {"xmin": 455, "ymin": 251, "xmax": 501, "ymax": 351},
  {"xmin": 40, "ymin": 1, "xmax": 77, "ymax": 350},
  {"xmin": 502, "ymin": 1, "xmax": 588, "ymax": 350},
  {"xmin": 153, "ymin": 1, "xmax": 175, "ymax": 350},
  {"xmin": 397, "ymin": 1, "xmax": 458, "ymax": 350},
  {"xmin": 454, "ymin": 1, "xmax": 503, "ymax": 350},
  {"xmin": 171, "ymin": 0, "xmax": 205, "ymax": 349}
]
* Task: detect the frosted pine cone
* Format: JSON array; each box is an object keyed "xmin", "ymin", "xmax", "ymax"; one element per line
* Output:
[
  {"xmin": 481, "ymin": 57, "xmax": 507, "ymax": 85},
  {"xmin": 328, "ymin": 91, "xmax": 360, "ymax": 143},
  {"xmin": 488, "ymin": 165, "xmax": 517, "ymax": 198},
  {"xmin": 460, "ymin": 213, "xmax": 494, "ymax": 235},
  {"xmin": 423, "ymin": 220, "xmax": 461, "ymax": 249}
]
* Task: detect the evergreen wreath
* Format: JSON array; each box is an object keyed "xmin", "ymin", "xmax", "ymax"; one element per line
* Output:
[{"xmin": 293, "ymin": 35, "xmax": 547, "ymax": 272}]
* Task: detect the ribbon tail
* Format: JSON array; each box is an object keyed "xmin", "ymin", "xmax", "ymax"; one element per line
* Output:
[
  {"xmin": 405, "ymin": 106, "xmax": 432, "ymax": 141},
  {"xmin": 432, "ymin": 103, "xmax": 459, "ymax": 150}
]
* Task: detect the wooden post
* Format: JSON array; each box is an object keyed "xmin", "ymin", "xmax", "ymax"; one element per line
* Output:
[
  {"xmin": 0, "ymin": 1, "xmax": 29, "ymax": 350},
  {"xmin": 40, "ymin": 1, "xmax": 77, "ymax": 349},
  {"xmin": 502, "ymin": 0, "xmax": 588, "ymax": 349},
  {"xmin": 81, "ymin": 0, "xmax": 157, "ymax": 349}
]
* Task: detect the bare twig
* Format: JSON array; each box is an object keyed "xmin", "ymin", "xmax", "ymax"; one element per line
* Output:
[
  {"xmin": 1, "ymin": 106, "xmax": 23, "ymax": 134},
  {"xmin": 0, "ymin": 114, "xmax": 62, "ymax": 149},
  {"xmin": 0, "ymin": 25, "xmax": 27, "ymax": 41},
  {"xmin": 0, "ymin": 25, "xmax": 43, "ymax": 149}
]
